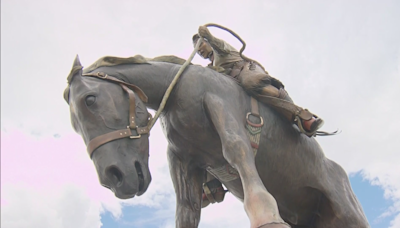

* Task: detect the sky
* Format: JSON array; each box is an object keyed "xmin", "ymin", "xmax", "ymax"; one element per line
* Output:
[{"xmin": 1, "ymin": 0, "xmax": 399, "ymax": 227}]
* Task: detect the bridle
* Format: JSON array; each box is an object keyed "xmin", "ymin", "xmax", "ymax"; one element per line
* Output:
[
  {"xmin": 81, "ymin": 71, "xmax": 152, "ymax": 158},
  {"xmin": 70, "ymin": 36, "xmax": 204, "ymax": 158}
]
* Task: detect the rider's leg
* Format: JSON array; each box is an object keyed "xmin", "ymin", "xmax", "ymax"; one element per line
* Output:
[
  {"xmin": 258, "ymin": 86, "xmax": 324, "ymax": 134},
  {"xmin": 239, "ymin": 69, "xmax": 324, "ymax": 136},
  {"xmin": 260, "ymin": 85, "xmax": 280, "ymax": 98}
]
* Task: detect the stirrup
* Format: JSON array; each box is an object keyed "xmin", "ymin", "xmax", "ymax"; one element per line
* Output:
[
  {"xmin": 202, "ymin": 180, "xmax": 227, "ymax": 208},
  {"xmin": 203, "ymin": 183, "xmax": 217, "ymax": 204}
]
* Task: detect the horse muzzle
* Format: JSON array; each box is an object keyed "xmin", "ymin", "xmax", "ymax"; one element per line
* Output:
[
  {"xmin": 101, "ymin": 160, "xmax": 151, "ymax": 199},
  {"xmin": 91, "ymin": 143, "xmax": 152, "ymax": 199}
]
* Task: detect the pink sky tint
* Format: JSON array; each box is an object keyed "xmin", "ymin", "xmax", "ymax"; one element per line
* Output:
[
  {"xmin": 0, "ymin": 130, "xmax": 119, "ymax": 206},
  {"xmin": 1, "ymin": 198, "xmax": 8, "ymax": 206}
]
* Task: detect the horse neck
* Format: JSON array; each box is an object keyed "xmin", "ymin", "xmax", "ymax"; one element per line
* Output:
[{"xmin": 122, "ymin": 62, "xmax": 179, "ymax": 110}]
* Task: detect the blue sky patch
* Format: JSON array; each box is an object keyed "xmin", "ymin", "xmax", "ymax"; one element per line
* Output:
[
  {"xmin": 101, "ymin": 205, "xmax": 174, "ymax": 228},
  {"xmin": 349, "ymin": 172, "xmax": 394, "ymax": 228}
]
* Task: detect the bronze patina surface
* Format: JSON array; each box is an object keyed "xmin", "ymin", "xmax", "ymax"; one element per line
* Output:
[{"xmin": 64, "ymin": 55, "xmax": 369, "ymax": 228}]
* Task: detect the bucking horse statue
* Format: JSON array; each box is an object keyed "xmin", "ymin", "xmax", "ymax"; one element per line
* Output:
[{"xmin": 63, "ymin": 53, "xmax": 369, "ymax": 228}]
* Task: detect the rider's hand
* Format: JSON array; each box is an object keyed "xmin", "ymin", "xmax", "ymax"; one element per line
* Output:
[{"xmin": 198, "ymin": 26, "xmax": 212, "ymax": 40}]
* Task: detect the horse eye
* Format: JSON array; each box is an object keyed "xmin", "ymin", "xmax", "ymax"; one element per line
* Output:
[{"xmin": 85, "ymin": 95, "xmax": 96, "ymax": 106}]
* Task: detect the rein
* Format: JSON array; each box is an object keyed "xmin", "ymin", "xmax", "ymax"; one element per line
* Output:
[{"xmin": 147, "ymin": 37, "xmax": 204, "ymax": 129}]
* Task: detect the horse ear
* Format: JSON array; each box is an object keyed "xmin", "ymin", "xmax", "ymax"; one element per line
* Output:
[
  {"xmin": 67, "ymin": 54, "xmax": 83, "ymax": 84},
  {"xmin": 73, "ymin": 55, "xmax": 82, "ymax": 68}
]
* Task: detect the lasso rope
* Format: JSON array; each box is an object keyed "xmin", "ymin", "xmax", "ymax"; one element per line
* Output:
[{"xmin": 147, "ymin": 37, "xmax": 204, "ymax": 130}]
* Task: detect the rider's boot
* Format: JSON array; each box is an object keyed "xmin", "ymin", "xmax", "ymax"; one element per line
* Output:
[
  {"xmin": 201, "ymin": 178, "xmax": 227, "ymax": 208},
  {"xmin": 302, "ymin": 117, "xmax": 324, "ymax": 134}
]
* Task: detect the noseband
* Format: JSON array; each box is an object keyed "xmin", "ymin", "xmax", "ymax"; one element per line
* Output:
[{"xmin": 82, "ymin": 72, "xmax": 152, "ymax": 158}]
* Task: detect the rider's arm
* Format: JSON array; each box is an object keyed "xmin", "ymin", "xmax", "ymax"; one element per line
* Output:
[
  {"xmin": 208, "ymin": 37, "xmax": 236, "ymax": 56},
  {"xmin": 199, "ymin": 26, "xmax": 237, "ymax": 56}
]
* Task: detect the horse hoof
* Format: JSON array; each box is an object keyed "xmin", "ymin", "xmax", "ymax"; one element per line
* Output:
[{"xmin": 258, "ymin": 222, "xmax": 291, "ymax": 228}]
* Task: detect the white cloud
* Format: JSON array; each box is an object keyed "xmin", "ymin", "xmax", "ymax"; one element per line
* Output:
[
  {"xmin": 1, "ymin": 184, "xmax": 101, "ymax": 228},
  {"xmin": 199, "ymin": 195, "xmax": 249, "ymax": 228},
  {"xmin": 2, "ymin": 0, "xmax": 400, "ymax": 227}
]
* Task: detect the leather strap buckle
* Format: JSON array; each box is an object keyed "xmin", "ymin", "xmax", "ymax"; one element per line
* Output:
[
  {"xmin": 130, "ymin": 134, "xmax": 141, "ymax": 139},
  {"xmin": 127, "ymin": 126, "xmax": 141, "ymax": 139},
  {"xmin": 246, "ymin": 112, "xmax": 264, "ymax": 127},
  {"xmin": 97, "ymin": 72, "xmax": 108, "ymax": 79}
]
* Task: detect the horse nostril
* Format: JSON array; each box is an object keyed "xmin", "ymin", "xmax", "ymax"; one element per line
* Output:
[
  {"xmin": 106, "ymin": 166, "xmax": 123, "ymax": 187},
  {"xmin": 135, "ymin": 162, "xmax": 145, "ymax": 192}
]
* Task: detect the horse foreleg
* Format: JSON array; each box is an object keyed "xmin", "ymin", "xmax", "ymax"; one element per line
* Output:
[
  {"xmin": 167, "ymin": 145, "xmax": 205, "ymax": 228},
  {"xmin": 204, "ymin": 94, "xmax": 290, "ymax": 228}
]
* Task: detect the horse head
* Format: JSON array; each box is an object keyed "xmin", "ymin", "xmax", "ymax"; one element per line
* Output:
[{"xmin": 64, "ymin": 55, "xmax": 152, "ymax": 199}]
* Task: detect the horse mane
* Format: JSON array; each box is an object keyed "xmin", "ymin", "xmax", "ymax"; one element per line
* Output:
[
  {"xmin": 82, "ymin": 54, "xmax": 194, "ymax": 74},
  {"xmin": 83, "ymin": 55, "xmax": 149, "ymax": 74},
  {"xmin": 149, "ymin": 55, "xmax": 193, "ymax": 65}
]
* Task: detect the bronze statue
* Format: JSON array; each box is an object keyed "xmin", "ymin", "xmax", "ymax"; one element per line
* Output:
[{"xmin": 64, "ymin": 55, "xmax": 369, "ymax": 228}]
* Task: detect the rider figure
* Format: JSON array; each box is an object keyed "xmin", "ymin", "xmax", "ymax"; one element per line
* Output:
[{"xmin": 193, "ymin": 26, "xmax": 324, "ymax": 136}]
